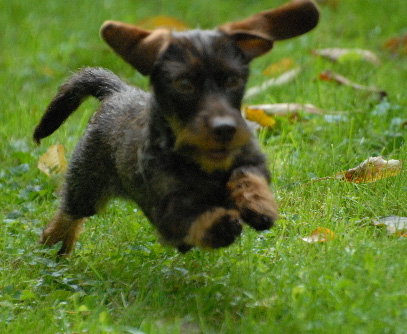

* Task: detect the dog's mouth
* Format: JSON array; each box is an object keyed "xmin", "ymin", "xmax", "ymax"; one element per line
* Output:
[
  {"xmin": 196, "ymin": 147, "xmax": 237, "ymax": 173},
  {"xmin": 205, "ymin": 148, "xmax": 232, "ymax": 161},
  {"xmin": 176, "ymin": 145, "xmax": 241, "ymax": 173}
]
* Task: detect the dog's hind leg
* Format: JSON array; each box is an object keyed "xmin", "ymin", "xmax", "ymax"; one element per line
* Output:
[
  {"xmin": 39, "ymin": 133, "xmax": 116, "ymax": 256},
  {"xmin": 39, "ymin": 170, "xmax": 110, "ymax": 256},
  {"xmin": 39, "ymin": 210, "xmax": 86, "ymax": 256}
]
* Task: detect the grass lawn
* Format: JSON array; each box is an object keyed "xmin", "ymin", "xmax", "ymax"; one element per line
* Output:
[{"xmin": 1, "ymin": 0, "xmax": 407, "ymax": 333}]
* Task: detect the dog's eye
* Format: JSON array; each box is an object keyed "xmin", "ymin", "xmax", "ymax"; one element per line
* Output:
[
  {"xmin": 225, "ymin": 76, "xmax": 244, "ymax": 90},
  {"xmin": 174, "ymin": 78, "xmax": 196, "ymax": 94}
]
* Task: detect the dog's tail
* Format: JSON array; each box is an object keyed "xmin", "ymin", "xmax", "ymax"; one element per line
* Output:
[{"xmin": 33, "ymin": 67, "xmax": 127, "ymax": 144}]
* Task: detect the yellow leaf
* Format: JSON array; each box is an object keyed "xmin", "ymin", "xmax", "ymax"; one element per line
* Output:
[
  {"xmin": 301, "ymin": 227, "xmax": 336, "ymax": 243},
  {"xmin": 336, "ymin": 156, "xmax": 402, "ymax": 184},
  {"xmin": 262, "ymin": 58, "xmax": 295, "ymax": 77},
  {"xmin": 98, "ymin": 311, "xmax": 110, "ymax": 325},
  {"xmin": 41, "ymin": 66, "xmax": 57, "ymax": 77},
  {"xmin": 245, "ymin": 107, "xmax": 276, "ymax": 128},
  {"xmin": 137, "ymin": 15, "xmax": 189, "ymax": 31},
  {"xmin": 38, "ymin": 144, "xmax": 67, "ymax": 176},
  {"xmin": 373, "ymin": 216, "xmax": 407, "ymax": 236},
  {"xmin": 78, "ymin": 305, "xmax": 89, "ymax": 312}
]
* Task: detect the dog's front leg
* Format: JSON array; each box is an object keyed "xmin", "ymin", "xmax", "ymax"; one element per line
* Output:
[
  {"xmin": 227, "ymin": 167, "xmax": 278, "ymax": 230},
  {"xmin": 153, "ymin": 193, "xmax": 243, "ymax": 252},
  {"xmin": 182, "ymin": 207, "xmax": 242, "ymax": 250}
]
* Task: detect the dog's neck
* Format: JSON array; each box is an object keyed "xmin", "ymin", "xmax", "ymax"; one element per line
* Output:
[{"xmin": 147, "ymin": 98, "xmax": 177, "ymax": 151}]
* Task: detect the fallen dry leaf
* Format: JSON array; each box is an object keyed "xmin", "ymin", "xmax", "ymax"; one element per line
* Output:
[
  {"xmin": 302, "ymin": 227, "xmax": 336, "ymax": 243},
  {"xmin": 137, "ymin": 15, "xmax": 189, "ymax": 31},
  {"xmin": 384, "ymin": 34, "xmax": 407, "ymax": 55},
  {"xmin": 336, "ymin": 156, "xmax": 402, "ymax": 183},
  {"xmin": 38, "ymin": 144, "xmax": 67, "ymax": 176},
  {"xmin": 244, "ymin": 103, "xmax": 345, "ymax": 127},
  {"xmin": 41, "ymin": 66, "xmax": 57, "ymax": 77},
  {"xmin": 316, "ymin": 0, "xmax": 339, "ymax": 9},
  {"xmin": 245, "ymin": 107, "xmax": 276, "ymax": 128},
  {"xmin": 244, "ymin": 68, "xmax": 301, "ymax": 99},
  {"xmin": 262, "ymin": 58, "xmax": 295, "ymax": 77},
  {"xmin": 304, "ymin": 156, "xmax": 403, "ymax": 186},
  {"xmin": 373, "ymin": 216, "xmax": 407, "ymax": 236},
  {"xmin": 319, "ymin": 70, "xmax": 387, "ymax": 99},
  {"xmin": 312, "ymin": 48, "xmax": 380, "ymax": 65}
]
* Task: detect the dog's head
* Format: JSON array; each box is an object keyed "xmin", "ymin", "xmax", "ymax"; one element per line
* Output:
[{"xmin": 100, "ymin": 0, "xmax": 319, "ymax": 172}]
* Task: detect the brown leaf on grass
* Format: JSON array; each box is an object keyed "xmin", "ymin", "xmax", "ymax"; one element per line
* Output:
[
  {"xmin": 301, "ymin": 227, "xmax": 336, "ymax": 243},
  {"xmin": 312, "ymin": 48, "xmax": 380, "ymax": 65},
  {"xmin": 319, "ymin": 70, "xmax": 387, "ymax": 99},
  {"xmin": 262, "ymin": 58, "xmax": 295, "ymax": 77},
  {"xmin": 336, "ymin": 156, "xmax": 402, "ymax": 184},
  {"xmin": 244, "ymin": 68, "xmax": 301, "ymax": 99},
  {"xmin": 41, "ymin": 66, "xmax": 57, "ymax": 77},
  {"xmin": 315, "ymin": 0, "xmax": 339, "ymax": 9},
  {"xmin": 38, "ymin": 144, "xmax": 67, "ymax": 176},
  {"xmin": 137, "ymin": 16, "xmax": 189, "ymax": 31},
  {"xmin": 384, "ymin": 34, "xmax": 407, "ymax": 55},
  {"xmin": 372, "ymin": 216, "xmax": 407, "ymax": 236}
]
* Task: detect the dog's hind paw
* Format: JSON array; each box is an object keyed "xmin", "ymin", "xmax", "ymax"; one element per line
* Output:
[
  {"xmin": 177, "ymin": 244, "xmax": 193, "ymax": 253},
  {"xmin": 184, "ymin": 208, "xmax": 242, "ymax": 249},
  {"xmin": 39, "ymin": 210, "xmax": 86, "ymax": 256}
]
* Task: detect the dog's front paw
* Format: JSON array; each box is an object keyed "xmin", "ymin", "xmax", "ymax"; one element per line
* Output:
[
  {"xmin": 240, "ymin": 207, "xmax": 275, "ymax": 231},
  {"xmin": 228, "ymin": 169, "xmax": 278, "ymax": 230},
  {"xmin": 184, "ymin": 208, "xmax": 242, "ymax": 249},
  {"xmin": 203, "ymin": 211, "xmax": 242, "ymax": 248}
]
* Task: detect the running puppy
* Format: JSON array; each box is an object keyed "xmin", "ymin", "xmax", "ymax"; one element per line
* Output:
[{"xmin": 34, "ymin": 0, "xmax": 319, "ymax": 255}]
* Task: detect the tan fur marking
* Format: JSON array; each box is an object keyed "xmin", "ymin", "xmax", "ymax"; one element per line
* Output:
[
  {"xmin": 39, "ymin": 210, "xmax": 86, "ymax": 255},
  {"xmin": 195, "ymin": 154, "xmax": 235, "ymax": 174},
  {"xmin": 184, "ymin": 208, "xmax": 240, "ymax": 248},
  {"xmin": 169, "ymin": 114, "xmax": 250, "ymax": 173},
  {"xmin": 228, "ymin": 172, "xmax": 278, "ymax": 221}
]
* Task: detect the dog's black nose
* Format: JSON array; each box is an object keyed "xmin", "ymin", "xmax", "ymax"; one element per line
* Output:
[{"xmin": 210, "ymin": 117, "xmax": 237, "ymax": 143}]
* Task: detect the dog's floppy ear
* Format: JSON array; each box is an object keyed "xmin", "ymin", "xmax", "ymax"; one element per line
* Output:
[
  {"xmin": 228, "ymin": 31, "xmax": 274, "ymax": 61},
  {"xmin": 219, "ymin": 0, "xmax": 319, "ymax": 59},
  {"xmin": 100, "ymin": 21, "xmax": 171, "ymax": 75}
]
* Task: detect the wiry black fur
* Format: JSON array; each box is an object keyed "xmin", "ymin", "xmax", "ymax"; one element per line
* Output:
[
  {"xmin": 34, "ymin": 30, "xmax": 273, "ymax": 252},
  {"xmin": 33, "ymin": 69, "xmax": 128, "ymax": 143}
]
